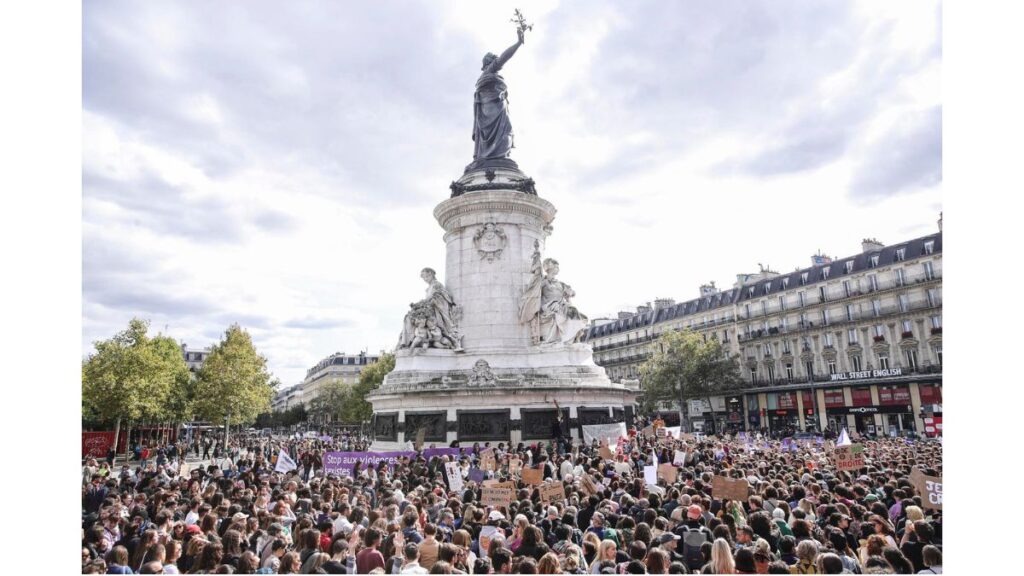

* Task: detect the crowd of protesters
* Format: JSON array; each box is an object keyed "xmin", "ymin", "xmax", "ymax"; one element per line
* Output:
[{"xmin": 81, "ymin": 421, "xmax": 941, "ymax": 574}]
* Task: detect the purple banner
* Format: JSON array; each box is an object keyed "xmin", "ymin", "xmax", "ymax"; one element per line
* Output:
[
  {"xmin": 323, "ymin": 451, "xmax": 415, "ymax": 476},
  {"xmin": 422, "ymin": 447, "xmax": 472, "ymax": 460}
]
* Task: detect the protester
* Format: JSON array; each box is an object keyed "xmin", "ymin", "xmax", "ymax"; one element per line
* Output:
[{"xmin": 80, "ymin": 425, "xmax": 942, "ymax": 576}]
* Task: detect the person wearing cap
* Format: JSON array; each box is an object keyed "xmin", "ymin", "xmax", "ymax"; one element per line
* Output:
[{"xmin": 654, "ymin": 533, "xmax": 684, "ymax": 564}]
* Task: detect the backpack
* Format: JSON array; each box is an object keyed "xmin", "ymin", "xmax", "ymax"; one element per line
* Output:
[{"xmin": 682, "ymin": 530, "xmax": 706, "ymax": 570}]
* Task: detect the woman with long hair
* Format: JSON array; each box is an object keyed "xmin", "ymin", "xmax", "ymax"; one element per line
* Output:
[
  {"xmin": 703, "ymin": 538, "xmax": 735, "ymax": 574},
  {"xmin": 277, "ymin": 551, "xmax": 302, "ymax": 574},
  {"xmin": 589, "ymin": 540, "xmax": 617, "ymax": 574},
  {"xmin": 870, "ymin": 515, "xmax": 898, "ymax": 549},
  {"xmin": 299, "ymin": 552, "xmax": 330, "ymax": 574},
  {"xmin": 191, "ymin": 542, "xmax": 224, "ymax": 574},
  {"xmin": 859, "ymin": 534, "xmax": 886, "ymax": 566},
  {"xmin": 537, "ymin": 552, "xmax": 563, "ymax": 574},
  {"xmin": 646, "ymin": 548, "xmax": 670, "ymax": 575}
]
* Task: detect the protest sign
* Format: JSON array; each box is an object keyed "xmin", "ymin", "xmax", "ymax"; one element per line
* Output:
[
  {"xmin": 580, "ymin": 474, "xmax": 599, "ymax": 496},
  {"xmin": 323, "ymin": 451, "xmax": 416, "ymax": 477},
  {"xmin": 539, "ymin": 481, "xmax": 566, "ymax": 504},
  {"xmin": 521, "ymin": 467, "xmax": 543, "ymax": 485},
  {"xmin": 483, "ymin": 479, "xmax": 516, "ymax": 492},
  {"xmin": 657, "ymin": 463, "xmax": 678, "ymax": 483},
  {"xmin": 482, "ymin": 486, "xmax": 514, "ymax": 508},
  {"xmin": 599, "ymin": 445, "xmax": 615, "ymax": 460},
  {"xmin": 508, "ymin": 457, "xmax": 523, "ymax": 476},
  {"xmin": 276, "ymin": 449, "xmax": 298, "ymax": 473},
  {"xmin": 422, "ymin": 447, "xmax": 470, "ymax": 459},
  {"xmin": 664, "ymin": 426, "xmax": 681, "ymax": 438},
  {"xmin": 833, "ymin": 444, "xmax": 866, "ymax": 471},
  {"xmin": 468, "ymin": 468, "xmax": 486, "ymax": 483},
  {"xmin": 643, "ymin": 465, "xmax": 658, "ymax": 486},
  {"xmin": 673, "ymin": 450, "xmax": 687, "ymax": 466},
  {"xmin": 582, "ymin": 422, "xmax": 628, "ymax": 445},
  {"xmin": 681, "ymin": 433, "xmax": 696, "ymax": 442},
  {"xmin": 480, "ymin": 448, "xmax": 497, "ymax": 471},
  {"xmin": 910, "ymin": 469, "xmax": 943, "ymax": 510},
  {"xmin": 445, "ymin": 462, "xmax": 464, "ymax": 492},
  {"xmin": 712, "ymin": 476, "xmax": 750, "ymax": 501}
]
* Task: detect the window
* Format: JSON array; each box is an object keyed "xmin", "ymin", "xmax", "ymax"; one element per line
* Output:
[
  {"xmin": 919, "ymin": 384, "xmax": 942, "ymax": 405},
  {"xmin": 878, "ymin": 353, "xmax": 890, "ymax": 370},
  {"xmin": 801, "ymin": 272, "xmax": 809, "ymax": 285},
  {"xmin": 748, "ymin": 287, "xmax": 755, "ymax": 297},
  {"xmin": 802, "ymin": 336, "xmax": 812, "ymax": 350},
  {"xmin": 894, "ymin": 268, "xmax": 906, "ymax": 287},
  {"xmin": 843, "ymin": 280, "xmax": 852, "ymax": 297},
  {"xmin": 745, "ymin": 304, "xmax": 751, "ymax": 318},
  {"xmin": 898, "ymin": 294, "xmax": 910, "ymax": 312},
  {"xmin": 923, "ymin": 261, "xmax": 935, "ymax": 280},
  {"xmin": 895, "ymin": 247, "xmax": 906, "ymax": 261},
  {"xmin": 845, "ymin": 261, "xmax": 854, "ymax": 274},
  {"xmin": 785, "ymin": 363, "xmax": 794, "ymax": 380},
  {"xmin": 872, "ymin": 300, "xmax": 882, "ymax": 317},
  {"xmin": 870, "ymin": 254, "xmax": 880, "ymax": 268},
  {"xmin": 824, "ymin": 389, "xmax": 846, "ymax": 408},
  {"xmin": 821, "ymin": 309, "xmax": 830, "ymax": 326},
  {"xmin": 828, "ymin": 360, "xmax": 837, "ymax": 375},
  {"xmin": 782, "ymin": 340, "xmax": 792, "ymax": 354},
  {"xmin": 779, "ymin": 296, "xmax": 787, "ymax": 311},
  {"xmin": 819, "ymin": 286, "xmax": 827, "ymax": 302},
  {"xmin": 822, "ymin": 268, "xmax": 830, "ymax": 280},
  {"xmin": 879, "ymin": 385, "xmax": 911, "ymax": 405},
  {"xmin": 763, "ymin": 343, "xmax": 772, "ymax": 357},
  {"xmin": 902, "ymin": 320, "xmax": 913, "ymax": 335},
  {"xmin": 767, "ymin": 365, "xmax": 776, "ymax": 384},
  {"xmin": 781, "ymin": 316, "xmax": 789, "ymax": 331},
  {"xmin": 764, "ymin": 284, "xmax": 771, "ymax": 295},
  {"xmin": 851, "ymin": 354, "xmax": 862, "ymax": 372},
  {"xmin": 868, "ymin": 274, "xmax": 879, "ymax": 292},
  {"xmin": 848, "ymin": 329, "xmax": 859, "ymax": 344},
  {"xmin": 823, "ymin": 333, "xmax": 834, "ymax": 347},
  {"xmin": 851, "ymin": 387, "xmax": 873, "ymax": 406},
  {"xmin": 783, "ymin": 278, "xmax": 789, "ymax": 289},
  {"xmin": 805, "ymin": 361, "xmax": 815, "ymax": 379},
  {"xmin": 930, "ymin": 315, "xmax": 942, "ymax": 329},
  {"xmin": 924, "ymin": 241, "xmax": 935, "ymax": 255},
  {"xmin": 846, "ymin": 304, "xmax": 856, "ymax": 321},
  {"xmin": 750, "ymin": 368, "xmax": 757, "ymax": 384},
  {"xmin": 874, "ymin": 324, "xmax": 886, "ymax": 337},
  {"xmin": 933, "ymin": 345, "xmax": 942, "ymax": 365},
  {"xmin": 905, "ymin": 348, "xmax": 919, "ymax": 370},
  {"xmin": 927, "ymin": 288, "xmax": 939, "ymax": 307},
  {"xmin": 761, "ymin": 301, "xmax": 768, "ymax": 315},
  {"xmin": 799, "ymin": 291, "xmax": 807, "ymax": 307},
  {"xmin": 799, "ymin": 313, "xmax": 808, "ymax": 327}
]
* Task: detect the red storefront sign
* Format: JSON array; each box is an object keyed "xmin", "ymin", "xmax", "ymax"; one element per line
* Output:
[
  {"xmin": 923, "ymin": 416, "xmax": 943, "ymax": 437},
  {"xmin": 82, "ymin": 431, "xmax": 116, "ymax": 458}
]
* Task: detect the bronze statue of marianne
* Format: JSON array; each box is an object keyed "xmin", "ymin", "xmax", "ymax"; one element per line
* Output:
[{"xmin": 467, "ymin": 11, "xmax": 532, "ymax": 173}]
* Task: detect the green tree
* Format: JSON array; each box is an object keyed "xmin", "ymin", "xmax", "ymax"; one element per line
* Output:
[
  {"xmin": 194, "ymin": 324, "xmax": 275, "ymax": 438},
  {"xmin": 309, "ymin": 378, "xmax": 353, "ymax": 424},
  {"xmin": 82, "ymin": 318, "xmax": 190, "ymax": 456},
  {"xmin": 639, "ymin": 329, "xmax": 744, "ymax": 431},
  {"xmin": 344, "ymin": 353, "xmax": 395, "ymax": 424}
]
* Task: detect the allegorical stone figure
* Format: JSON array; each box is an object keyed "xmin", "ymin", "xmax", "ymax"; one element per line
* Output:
[
  {"xmin": 399, "ymin": 268, "xmax": 464, "ymax": 352},
  {"xmin": 468, "ymin": 27, "xmax": 525, "ymax": 171},
  {"xmin": 520, "ymin": 241, "xmax": 589, "ymax": 345}
]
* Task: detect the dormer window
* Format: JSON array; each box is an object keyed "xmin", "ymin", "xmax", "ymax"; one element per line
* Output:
[
  {"xmin": 782, "ymin": 278, "xmax": 789, "ymax": 289},
  {"xmin": 845, "ymin": 261, "xmax": 854, "ymax": 274},
  {"xmin": 800, "ymin": 272, "xmax": 809, "ymax": 285},
  {"xmin": 870, "ymin": 254, "xmax": 880, "ymax": 268},
  {"xmin": 821, "ymin": 268, "xmax": 830, "ymax": 280},
  {"xmin": 764, "ymin": 284, "xmax": 770, "ymax": 295},
  {"xmin": 895, "ymin": 247, "xmax": 906, "ymax": 261},
  {"xmin": 748, "ymin": 287, "xmax": 755, "ymax": 297},
  {"xmin": 924, "ymin": 241, "xmax": 935, "ymax": 255}
]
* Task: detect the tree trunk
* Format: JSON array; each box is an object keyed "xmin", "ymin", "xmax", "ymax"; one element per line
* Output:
[{"xmin": 112, "ymin": 416, "xmax": 122, "ymax": 462}]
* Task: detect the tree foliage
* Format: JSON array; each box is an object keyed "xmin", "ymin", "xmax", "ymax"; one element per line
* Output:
[
  {"xmin": 308, "ymin": 378, "xmax": 351, "ymax": 423},
  {"xmin": 194, "ymin": 324, "xmax": 274, "ymax": 427},
  {"xmin": 82, "ymin": 318, "xmax": 191, "ymax": 425},
  {"xmin": 346, "ymin": 353, "xmax": 395, "ymax": 424},
  {"xmin": 638, "ymin": 330, "xmax": 744, "ymax": 416}
]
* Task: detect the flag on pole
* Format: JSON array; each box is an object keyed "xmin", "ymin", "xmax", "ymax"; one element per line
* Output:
[
  {"xmin": 275, "ymin": 449, "xmax": 297, "ymax": 473},
  {"xmin": 836, "ymin": 428, "xmax": 852, "ymax": 446}
]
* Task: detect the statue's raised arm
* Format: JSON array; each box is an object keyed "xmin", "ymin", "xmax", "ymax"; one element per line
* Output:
[{"xmin": 487, "ymin": 29, "xmax": 524, "ymax": 73}]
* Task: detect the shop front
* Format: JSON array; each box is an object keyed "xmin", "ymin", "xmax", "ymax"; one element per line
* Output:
[
  {"xmin": 747, "ymin": 395, "xmax": 761, "ymax": 431},
  {"xmin": 877, "ymin": 385, "xmax": 915, "ymax": 434},
  {"xmin": 725, "ymin": 396, "xmax": 744, "ymax": 434},
  {"xmin": 766, "ymin": 392, "xmax": 799, "ymax": 434},
  {"xmin": 918, "ymin": 383, "xmax": 943, "ymax": 437},
  {"xmin": 822, "ymin": 388, "xmax": 847, "ymax": 434}
]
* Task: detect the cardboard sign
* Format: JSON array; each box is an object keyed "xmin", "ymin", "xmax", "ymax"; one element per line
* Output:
[
  {"xmin": 833, "ymin": 444, "xmax": 866, "ymax": 471},
  {"xmin": 484, "ymin": 479, "xmax": 517, "ymax": 492},
  {"xmin": 910, "ymin": 469, "xmax": 943, "ymax": 511},
  {"xmin": 480, "ymin": 448, "xmax": 497, "ymax": 471},
  {"xmin": 522, "ymin": 467, "xmax": 543, "ymax": 485},
  {"xmin": 482, "ymin": 486, "xmax": 514, "ymax": 508},
  {"xmin": 656, "ymin": 427, "xmax": 668, "ymax": 438},
  {"xmin": 657, "ymin": 463, "xmax": 678, "ymax": 484},
  {"xmin": 673, "ymin": 450, "xmax": 687, "ymax": 466},
  {"xmin": 580, "ymin": 474, "xmax": 600, "ymax": 496},
  {"xmin": 445, "ymin": 462, "xmax": 464, "ymax": 492},
  {"xmin": 539, "ymin": 481, "xmax": 566, "ymax": 504},
  {"xmin": 599, "ymin": 446, "xmax": 615, "ymax": 460},
  {"xmin": 712, "ymin": 476, "xmax": 750, "ymax": 501}
]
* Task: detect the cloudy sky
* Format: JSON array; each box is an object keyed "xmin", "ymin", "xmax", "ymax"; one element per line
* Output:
[{"xmin": 82, "ymin": 0, "xmax": 941, "ymax": 386}]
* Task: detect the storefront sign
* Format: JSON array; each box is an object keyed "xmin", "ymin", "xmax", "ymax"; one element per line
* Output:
[
  {"xmin": 827, "ymin": 405, "xmax": 913, "ymax": 415},
  {"xmin": 830, "ymin": 368, "xmax": 903, "ymax": 381}
]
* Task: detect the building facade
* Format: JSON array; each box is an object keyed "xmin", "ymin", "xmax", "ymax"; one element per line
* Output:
[
  {"xmin": 272, "ymin": 351, "xmax": 380, "ymax": 413},
  {"xmin": 181, "ymin": 344, "xmax": 212, "ymax": 372},
  {"xmin": 582, "ymin": 229, "xmax": 942, "ymax": 437}
]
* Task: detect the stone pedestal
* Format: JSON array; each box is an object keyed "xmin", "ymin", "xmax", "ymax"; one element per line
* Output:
[{"xmin": 369, "ymin": 169, "xmax": 636, "ymax": 449}]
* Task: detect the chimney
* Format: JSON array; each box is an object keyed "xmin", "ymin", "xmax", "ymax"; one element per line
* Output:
[
  {"xmin": 699, "ymin": 282, "xmax": 719, "ymax": 297},
  {"xmin": 617, "ymin": 311, "xmax": 634, "ymax": 320},
  {"xmin": 636, "ymin": 302, "xmax": 652, "ymax": 315},
  {"xmin": 654, "ymin": 298, "xmax": 676, "ymax": 310},
  {"xmin": 861, "ymin": 238, "xmax": 885, "ymax": 253}
]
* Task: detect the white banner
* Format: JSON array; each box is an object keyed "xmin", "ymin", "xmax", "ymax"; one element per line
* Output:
[
  {"xmin": 275, "ymin": 449, "xmax": 297, "ymax": 473},
  {"xmin": 445, "ymin": 462, "xmax": 464, "ymax": 492},
  {"xmin": 582, "ymin": 422, "xmax": 628, "ymax": 445}
]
